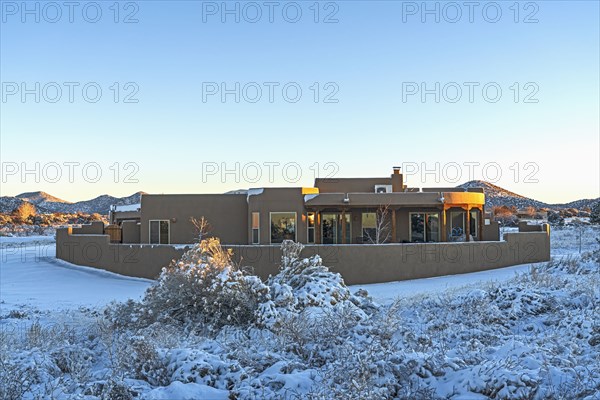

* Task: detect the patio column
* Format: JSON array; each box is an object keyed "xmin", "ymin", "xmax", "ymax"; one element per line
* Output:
[
  {"xmin": 440, "ymin": 207, "xmax": 447, "ymax": 242},
  {"xmin": 465, "ymin": 206, "xmax": 471, "ymax": 242},
  {"xmin": 391, "ymin": 208, "xmax": 397, "ymax": 243},
  {"xmin": 341, "ymin": 209, "xmax": 347, "ymax": 244},
  {"xmin": 315, "ymin": 210, "xmax": 321, "ymax": 244},
  {"xmin": 479, "ymin": 207, "xmax": 484, "ymax": 241}
]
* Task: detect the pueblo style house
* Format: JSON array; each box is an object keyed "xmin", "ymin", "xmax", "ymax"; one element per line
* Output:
[
  {"xmin": 109, "ymin": 167, "xmax": 498, "ymax": 246},
  {"xmin": 57, "ymin": 167, "xmax": 550, "ymax": 284}
]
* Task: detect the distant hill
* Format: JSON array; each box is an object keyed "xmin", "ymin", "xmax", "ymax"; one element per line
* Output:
[
  {"xmin": 1, "ymin": 183, "xmax": 597, "ymax": 215},
  {"xmin": 16, "ymin": 191, "xmax": 70, "ymax": 205},
  {"xmin": 457, "ymin": 180, "xmax": 599, "ymax": 210},
  {"xmin": 0, "ymin": 191, "xmax": 146, "ymax": 215}
]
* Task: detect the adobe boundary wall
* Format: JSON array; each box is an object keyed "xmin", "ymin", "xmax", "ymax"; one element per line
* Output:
[{"xmin": 56, "ymin": 227, "xmax": 550, "ymax": 285}]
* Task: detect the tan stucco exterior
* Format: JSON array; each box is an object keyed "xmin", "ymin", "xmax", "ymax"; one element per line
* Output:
[
  {"xmin": 140, "ymin": 194, "xmax": 248, "ymax": 244},
  {"xmin": 55, "ymin": 168, "xmax": 552, "ymax": 283},
  {"xmin": 102, "ymin": 169, "xmax": 497, "ymax": 246},
  {"xmin": 56, "ymin": 226, "xmax": 550, "ymax": 284}
]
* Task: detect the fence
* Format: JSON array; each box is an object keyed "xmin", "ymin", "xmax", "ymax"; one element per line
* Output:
[{"xmin": 56, "ymin": 225, "xmax": 550, "ymax": 284}]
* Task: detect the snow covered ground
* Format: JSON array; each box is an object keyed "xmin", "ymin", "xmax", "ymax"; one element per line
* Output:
[
  {"xmin": 0, "ymin": 226, "xmax": 598, "ymax": 399},
  {"xmin": 4, "ymin": 226, "xmax": 594, "ymax": 311},
  {"xmin": 0, "ymin": 236, "xmax": 151, "ymax": 312}
]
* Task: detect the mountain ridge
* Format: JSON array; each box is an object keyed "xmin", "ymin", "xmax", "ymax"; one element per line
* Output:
[
  {"xmin": 1, "ymin": 184, "xmax": 598, "ymax": 215},
  {"xmin": 458, "ymin": 180, "xmax": 599, "ymax": 210},
  {"xmin": 0, "ymin": 191, "xmax": 146, "ymax": 215}
]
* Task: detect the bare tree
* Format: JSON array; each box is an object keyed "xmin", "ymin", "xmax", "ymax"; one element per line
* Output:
[
  {"xmin": 364, "ymin": 204, "xmax": 392, "ymax": 244},
  {"xmin": 190, "ymin": 216, "xmax": 212, "ymax": 242}
]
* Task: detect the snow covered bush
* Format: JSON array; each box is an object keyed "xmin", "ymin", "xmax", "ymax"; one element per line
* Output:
[
  {"xmin": 107, "ymin": 239, "xmax": 363, "ymax": 333},
  {"xmin": 5, "ymin": 230, "xmax": 600, "ymax": 399},
  {"xmin": 268, "ymin": 240, "xmax": 355, "ymax": 311},
  {"xmin": 107, "ymin": 238, "xmax": 276, "ymax": 331}
]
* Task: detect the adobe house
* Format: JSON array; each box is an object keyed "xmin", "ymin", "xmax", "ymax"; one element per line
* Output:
[
  {"xmin": 58, "ymin": 167, "xmax": 550, "ymax": 284},
  {"xmin": 109, "ymin": 167, "xmax": 499, "ymax": 245}
]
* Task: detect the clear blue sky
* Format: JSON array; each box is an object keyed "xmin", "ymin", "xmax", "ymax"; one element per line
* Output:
[{"xmin": 1, "ymin": 0, "xmax": 598, "ymax": 203}]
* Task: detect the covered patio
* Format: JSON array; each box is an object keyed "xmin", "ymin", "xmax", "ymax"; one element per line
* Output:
[{"xmin": 304, "ymin": 190, "xmax": 486, "ymax": 244}]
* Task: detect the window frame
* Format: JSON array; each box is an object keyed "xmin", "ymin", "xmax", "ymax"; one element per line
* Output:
[
  {"xmin": 307, "ymin": 212, "xmax": 315, "ymax": 244},
  {"xmin": 251, "ymin": 212, "xmax": 260, "ymax": 244},
  {"xmin": 321, "ymin": 212, "xmax": 351, "ymax": 244},
  {"xmin": 361, "ymin": 212, "xmax": 377, "ymax": 243},
  {"xmin": 269, "ymin": 212, "xmax": 297, "ymax": 244},
  {"xmin": 408, "ymin": 212, "xmax": 440, "ymax": 243},
  {"xmin": 149, "ymin": 219, "xmax": 170, "ymax": 244},
  {"xmin": 449, "ymin": 211, "xmax": 465, "ymax": 238}
]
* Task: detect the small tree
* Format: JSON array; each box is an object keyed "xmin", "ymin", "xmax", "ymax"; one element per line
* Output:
[
  {"xmin": 11, "ymin": 202, "xmax": 36, "ymax": 223},
  {"xmin": 590, "ymin": 201, "xmax": 600, "ymax": 224},
  {"xmin": 190, "ymin": 216, "xmax": 212, "ymax": 242},
  {"xmin": 364, "ymin": 204, "xmax": 392, "ymax": 244}
]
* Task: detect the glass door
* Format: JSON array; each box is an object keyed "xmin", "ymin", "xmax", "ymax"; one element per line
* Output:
[{"xmin": 322, "ymin": 213, "xmax": 351, "ymax": 244}]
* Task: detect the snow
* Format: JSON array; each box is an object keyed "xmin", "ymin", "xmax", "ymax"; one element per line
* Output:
[
  {"xmin": 145, "ymin": 381, "xmax": 228, "ymax": 400},
  {"xmin": 350, "ymin": 261, "xmax": 541, "ymax": 304},
  {"xmin": 0, "ymin": 235, "xmax": 55, "ymax": 244},
  {"xmin": 113, "ymin": 203, "xmax": 141, "ymax": 212},
  {"xmin": 246, "ymin": 188, "xmax": 264, "ymax": 201},
  {"xmin": 0, "ymin": 237, "xmax": 151, "ymax": 312},
  {"xmin": 0, "ymin": 225, "xmax": 598, "ymax": 399}
]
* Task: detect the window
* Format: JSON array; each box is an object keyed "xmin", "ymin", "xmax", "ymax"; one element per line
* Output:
[
  {"xmin": 425, "ymin": 213, "xmax": 440, "ymax": 242},
  {"xmin": 252, "ymin": 212, "xmax": 260, "ymax": 244},
  {"xmin": 470, "ymin": 210, "xmax": 478, "ymax": 238},
  {"xmin": 449, "ymin": 211, "xmax": 465, "ymax": 238},
  {"xmin": 410, "ymin": 213, "xmax": 425, "ymax": 242},
  {"xmin": 149, "ymin": 220, "xmax": 169, "ymax": 244},
  {"xmin": 362, "ymin": 212, "xmax": 377, "ymax": 242},
  {"xmin": 409, "ymin": 213, "xmax": 439, "ymax": 242},
  {"xmin": 270, "ymin": 212, "xmax": 296, "ymax": 243},
  {"xmin": 322, "ymin": 213, "xmax": 351, "ymax": 244},
  {"xmin": 307, "ymin": 212, "xmax": 315, "ymax": 244}
]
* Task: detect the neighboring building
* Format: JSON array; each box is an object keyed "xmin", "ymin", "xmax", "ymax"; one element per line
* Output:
[{"xmin": 109, "ymin": 167, "xmax": 498, "ymax": 245}]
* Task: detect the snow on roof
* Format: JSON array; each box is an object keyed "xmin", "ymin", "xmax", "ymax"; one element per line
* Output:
[
  {"xmin": 304, "ymin": 194, "xmax": 319, "ymax": 202},
  {"xmin": 113, "ymin": 203, "xmax": 141, "ymax": 212},
  {"xmin": 247, "ymin": 188, "xmax": 264, "ymax": 202}
]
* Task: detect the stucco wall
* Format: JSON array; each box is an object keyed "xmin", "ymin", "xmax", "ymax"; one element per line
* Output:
[
  {"xmin": 518, "ymin": 221, "xmax": 547, "ymax": 232},
  {"xmin": 72, "ymin": 221, "xmax": 104, "ymax": 235},
  {"xmin": 247, "ymin": 188, "xmax": 307, "ymax": 245},
  {"xmin": 56, "ymin": 227, "xmax": 189, "ymax": 279},
  {"xmin": 315, "ymin": 177, "xmax": 391, "ymax": 193},
  {"xmin": 140, "ymin": 194, "xmax": 248, "ymax": 244},
  {"xmin": 56, "ymin": 227, "xmax": 550, "ymax": 284},
  {"xmin": 121, "ymin": 221, "xmax": 141, "ymax": 244}
]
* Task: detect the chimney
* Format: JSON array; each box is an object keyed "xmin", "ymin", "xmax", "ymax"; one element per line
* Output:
[{"xmin": 391, "ymin": 166, "xmax": 404, "ymax": 192}]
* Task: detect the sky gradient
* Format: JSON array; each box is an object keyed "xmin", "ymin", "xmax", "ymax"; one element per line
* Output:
[{"xmin": 1, "ymin": 0, "xmax": 599, "ymax": 203}]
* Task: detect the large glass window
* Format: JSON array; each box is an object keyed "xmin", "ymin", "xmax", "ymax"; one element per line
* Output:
[
  {"xmin": 449, "ymin": 212, "xmax": 465, "ymax": 238},
  {"xmin": 270, "ymin": 212, "xmax": 296, "ymax": 243},
  {"xmin": 322, "ymin": 213, "xmax": 351, "ymax": 244},
  {"xmin": 307, "ymin": 212, "xmax": 315, "ymax": 244},
  {"xmin": 362, "ymin": 212, "xmax": 377, "ymax": 243},
  {"xmin": 426, "ymin": 213, "xmax": 440, "ymax": 242},
  {"xmin": 149, "ymin": 220, "xmax": 169, "ymax": 244},
  {"xmin": 252, "ymin": 212, "xmax": 260, "ymax": 244},
  {"xmin": 410, "ymin": 213, "xmax": 425, "ymax": 242},
  {"xmin": 410, "ymin": 213, "xmax": 439, "ymax": 242}
]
